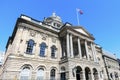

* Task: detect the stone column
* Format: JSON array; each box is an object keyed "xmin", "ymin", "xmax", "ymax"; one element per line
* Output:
[
  {"xmin": 78, "ymin": 38, "xmax": 82, "ymax": 59},
  {"xmin": 66, "ymin": 33, "xmax": 70, "ymax": 57},
  {"xmin": 90, "ymin": 42, "xmax": 96, "ymax": 61},
  {"xmin": 112, "ymin": 73, "xmax": 115, "ymax": 80},
  {"xmin": 85, "ymin": 40, "xmax": 89, "ymax": 60},
  {"xmin": 81, "ymin": 71, "xmax": 85, "ymax": 80},
  {"xmin": 91, "ymin": 70, "xmax": 94, "ymax": 80},
  {"xmin": 70, "ymin": 34, "xmax": 74, "ymax": 58},
  {"xmin": 88, "ymin": 72, "xmax": 92, "ymax": 80},
  {"xmin": 31, "ymin": 71, "xmax": 36, "ymax": 80},
  {"xmin": 97, "ymin": 71, "xmax": 101, "ymax": 80},
  {"xmin": 92, "ymin": 44, "xmax": 98, "ymax": 62}
]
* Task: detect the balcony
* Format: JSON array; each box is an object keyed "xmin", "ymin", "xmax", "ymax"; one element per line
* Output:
[{"xmin": 60, "ymin": 56, "xmax": 99, "ymax": 67}]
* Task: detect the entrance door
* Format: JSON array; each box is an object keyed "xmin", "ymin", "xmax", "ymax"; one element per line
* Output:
[
  {"xmin": 76, "ymin": 66, "xmax": 82, "ymax": 80},
  {"xmin": 76, "ymin": 73, "xmax": 80, "ymax": 80},
  {"xmin": 61, "ymin": 73, "xmax": 66, "ymax": 80}
]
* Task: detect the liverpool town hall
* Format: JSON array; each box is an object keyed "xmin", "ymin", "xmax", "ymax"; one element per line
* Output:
[{"xmin": 0, "ymin": 13, "xmax": 120, "ymax": 80}]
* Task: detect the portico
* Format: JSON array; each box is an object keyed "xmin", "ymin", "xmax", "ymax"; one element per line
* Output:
[{"xmin": 65, "ymin": 31, "xmax": 97, "ymax": 62}]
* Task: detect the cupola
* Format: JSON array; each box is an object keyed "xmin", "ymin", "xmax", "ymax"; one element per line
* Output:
[{"xmin": 43, "ymin": 13, "xmax": 63, "ymax": 29}]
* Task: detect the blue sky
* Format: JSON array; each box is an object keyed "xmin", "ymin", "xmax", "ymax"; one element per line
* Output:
[{"xmin": 0, "ymin": 0, "xmax": 120, "ymax": 58}]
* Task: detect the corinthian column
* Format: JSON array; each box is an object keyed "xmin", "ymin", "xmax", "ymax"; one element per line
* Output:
[
  {"xmin": 85, "ymin": 40, "xmax": 89, "ymax": 60},
  {"xmin": 70, "ymin": 34, "xmax": 74, "ymax": 58},
  {"xmin": 66, "ymin": 33, "xmax": 70, "ymax": 57},
  {"xmin": 78, "ymin": 38, "xmax": 82, "ymax": 59}
]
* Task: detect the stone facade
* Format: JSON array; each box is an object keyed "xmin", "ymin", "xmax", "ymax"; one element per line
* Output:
[
  {"xmin": 103, "ymin": 50, "xmax": 120, "ymax": 80},
  {"xmin": 0, "ymin": 13, "xmax": 119, "ymax": 80},
  {"xmin": 0, "ymin": 51, "xmax": 4, "ymax": 65}
]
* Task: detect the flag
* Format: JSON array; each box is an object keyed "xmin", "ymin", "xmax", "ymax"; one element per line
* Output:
[{"xmin": 76, "ymin": 8, "xmax": 83, "ymax": 15}]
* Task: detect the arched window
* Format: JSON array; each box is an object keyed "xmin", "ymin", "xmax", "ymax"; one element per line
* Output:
[
  {"xmin": 20, "ymin": 67, "xmax": 31, "ymax": 80},
  {"xmin": 36, "ymin": 68, "xmax": 44, "ymax": 80},
  {"xmin": 51, "ymin": 45, "xmax": 57, "ymax": 58},
  {"xmin": 61, "ymin": 66, "xmax": 66, "ymax": 72},
  {"xmin": 93, "ymin": 68, "xmax": 98, "ymax": 80},
  {"xmin": 26, "ymin": 39, "xmax": 34, "ymax": 54},
  {"xmin": 40, "ymin": 42, "xmax": 47, "ymax": 57},
  {"xmin": 85, "ymin": 67, "xmax": 91, "ymax": 80},
  {"xmin": 50, "ymin": 69, "xmax": 56, "ymax": 80}
]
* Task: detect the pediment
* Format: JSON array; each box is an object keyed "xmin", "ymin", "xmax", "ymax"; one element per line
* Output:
[
  {"xmin": 73, "ymin": 27, "xmax": 94, "ymax": 38},
  {"xmin": 74, "ymin": 28, "xmax": 89, "ymax": 36}
]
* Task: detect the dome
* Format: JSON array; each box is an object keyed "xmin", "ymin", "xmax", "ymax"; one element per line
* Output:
[
  {"xmin": 49, "ymin": 12, "xmax": 62, "ymax": 22},
  {"xmin": 43, "ymin": 13, "xmax": 63, "ymax": 29}
]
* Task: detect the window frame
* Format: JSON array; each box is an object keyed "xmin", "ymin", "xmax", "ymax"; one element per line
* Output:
[
  {"xmin": 50, "ymin": 69, "xmax": 56, "ymax": 80},
  {"xmin": 51, "ymin": 45, "xmax": 57, "ymax": 58},
  {"xmin": 26, "ymin": 39, "xmax": 35, "ymax": 54},
  {"xmin": 39, "ymin": 42, "xmax": 47, "ymax": 57},
  {"xmin": 36, "ymin": 68, "xmax": 44, "ymax": 80},
  {"xmin": 20, "ymin": 67, "xmax": 31, "ymax": 80}
]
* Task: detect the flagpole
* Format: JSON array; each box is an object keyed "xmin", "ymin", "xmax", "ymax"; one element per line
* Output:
[{"xmin": 76, "ymin": 8, "xmax": 80, "ymax": 25}]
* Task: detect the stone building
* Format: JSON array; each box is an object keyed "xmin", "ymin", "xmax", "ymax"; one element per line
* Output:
[
  {"xmin": 117, "ymin": 59, "xmax": 120, "ymax": 70},
  {"xmin": 0, "ymin": 13, "xmax": 118, "ymax": 80},
  {"xmin": 0, "ymin": 51, "xmax": 4, "ymax": 66},
  {"xmin": 102, "ymin": 50, "xmax": 120, "ymax": 80}
]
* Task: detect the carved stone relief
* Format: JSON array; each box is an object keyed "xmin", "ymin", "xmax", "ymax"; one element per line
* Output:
[
  {"xmin": 30, "ymin": 30, "xmax": 36, "ymax": 37},
  {"xmin": 41, "ymin": 33, "xmax": 48, "ymax": 40}
]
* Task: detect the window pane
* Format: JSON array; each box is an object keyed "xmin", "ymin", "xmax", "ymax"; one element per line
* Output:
[
  {"xmin": 37, "ymin": 77, "xmax": 43, "ymax": 80},
  {"xmin": 51, "ymin": 46, "xmax": 56, "ymax": 58},
  {"xmin": 20, "ymin": 76, "xmax": 29, "ymax": 80},
  {"xmin": 40, "ymin": 43, "xmax": 47, "ymax": 57},
  {"xmin": 51, "ymin": 48, "xmax": 55, "ymax": 57},
  {"xmin": 50, "ymin": 77, "xmax": 55, "ymax": 80},
  {"xmin": 61, "ymin": 73, "xmax": 66, "ymax": 80},
  {"xmin": 37, "ymin": 68, "xmax": 44, "ymax": 80},
  {"xmin": 20, "ymin": 67, "xmax": 30, "ymax": 80},
  {"xmin": 50, "ymin": 69, "xmax": 55, "ymax": 80},
  {"xmin": 26, "ymin": 40, "xmax": 34, "ymax": 54}
]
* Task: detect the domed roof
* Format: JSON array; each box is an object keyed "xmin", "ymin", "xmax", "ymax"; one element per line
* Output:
[
  {"xmin": 49, "ymin": 12, "xmax": 62, "ymax": 22},
  {"xmin": 43, "ymin": 13, "xmax": 63, "ymax": 30}
]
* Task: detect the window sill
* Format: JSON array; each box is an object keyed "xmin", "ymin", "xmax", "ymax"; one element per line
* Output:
[
  {"xmin": 51, "ymin": 57, "xmax": 56, "ymax": 59},
  {"xmin": 24, "ymin": 52, "xmax": 35, "ymax": 58},
  {"xmin": 39, "ymin": 55, "xmax": 46, "ymax": 57},
  {"xmin": 25, "ymin": 52, "xmax": 33, "ymax": 55}
]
